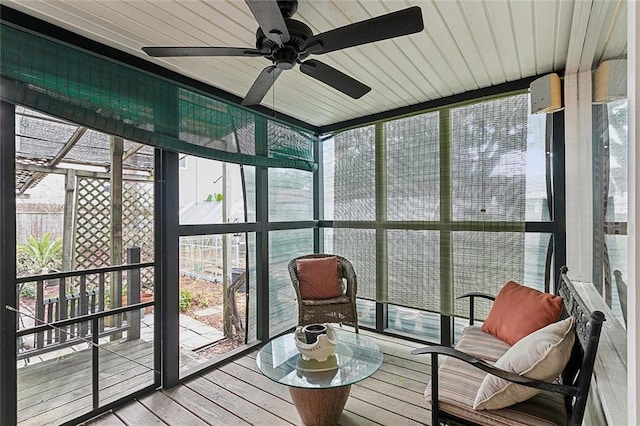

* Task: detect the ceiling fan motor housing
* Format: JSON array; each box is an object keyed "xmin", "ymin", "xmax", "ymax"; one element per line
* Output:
[
  {"xmin": 256, "ymin": 18, "xmax": 313, "ymax": 66},
  {"xmin": 277, "ymin": 0, "xmax": 298, "ymax": 18}
]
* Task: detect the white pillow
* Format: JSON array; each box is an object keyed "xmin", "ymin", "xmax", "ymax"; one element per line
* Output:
[{"xmin": 474, "ymin": 316, "xmax": 575, "ymax": 410}]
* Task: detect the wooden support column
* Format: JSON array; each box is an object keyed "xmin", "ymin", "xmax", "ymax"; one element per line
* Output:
[
  {"xmin": 127, "ymin": 247, "xmax": 141, "ymax": 340},
  {"xmin": 110, "ymin": 136, "xmax": 124, "ymax": 335},
  {"xmin": 61, "ymin": 170, "xmax": 75, "ymax": 342},
  {"xmin": 62, "ymin": 168, "xmax": 76, "ymax": 271}
]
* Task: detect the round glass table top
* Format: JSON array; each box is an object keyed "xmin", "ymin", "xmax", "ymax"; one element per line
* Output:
[{"xmin": 256, "ymin": 329, "xmax": 383, "ymax": 389}]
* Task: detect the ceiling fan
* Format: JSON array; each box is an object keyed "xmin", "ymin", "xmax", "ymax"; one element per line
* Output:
[{"xmin": 143, "ymin": 0, "xmax": 424, "ymax": 106}]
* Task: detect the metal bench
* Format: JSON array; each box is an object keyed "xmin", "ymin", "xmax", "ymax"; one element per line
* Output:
[{"xmin": 412, "ymin": 267, "xmax": 605, "ymax": 426}]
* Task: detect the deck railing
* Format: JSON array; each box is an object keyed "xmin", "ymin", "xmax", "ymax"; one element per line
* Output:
[{"xmin": 15, "ymin": 247, "xmax": 154, "ymax": 361}]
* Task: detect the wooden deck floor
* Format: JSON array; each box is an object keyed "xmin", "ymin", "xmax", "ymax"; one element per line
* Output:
[
  {"xmin": 17, "ymin": 338, "xmax": 157, "ymax": 426},
  {"xmin": 87, "ymin": 330, "xmax": 432, "ymax": 425}
]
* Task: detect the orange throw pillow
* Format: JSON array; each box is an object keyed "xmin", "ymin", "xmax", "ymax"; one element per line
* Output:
[
  {"xmin": 296, "ymin": 257, "xmax": 343, "ymax": 300},
  {"xmin": 481, "ymin": 281, "xmax": 563, "ymax": 346}
]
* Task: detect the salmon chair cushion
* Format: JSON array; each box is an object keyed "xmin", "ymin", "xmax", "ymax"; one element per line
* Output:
[
  {"xmin": 296, "ymin": 256, "xmax": 343, "ymax": 299},
  {"xmin": 481, "ymin": 281, "xmax": 563, "ymax": 346}
]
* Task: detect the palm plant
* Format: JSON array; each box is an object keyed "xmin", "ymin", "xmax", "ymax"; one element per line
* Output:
[{"xmin": 17, "ymin": 232, "xmax": 63, "ymax": 275}]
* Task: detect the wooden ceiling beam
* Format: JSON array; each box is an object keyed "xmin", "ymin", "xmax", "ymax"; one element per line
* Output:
[
  {"xmin": 122, "ymin": 143, "xmax": 145, "ymax": 162},
  {"xmin": 17, "ymin": 127, "xmax": 87, "ymax": 194},
  {"xmin": 16, "ymin": 162, "xmax": 152, "ymax": 182}
]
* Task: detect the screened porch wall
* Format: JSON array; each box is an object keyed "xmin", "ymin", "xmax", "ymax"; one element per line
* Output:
[
  {"xmin": 267, "ymin": 167, "xmax": 314, "ymax": 336},
  {"xmin": 322, "ymin": 92, "xmax": 554, "ymax": 330}
]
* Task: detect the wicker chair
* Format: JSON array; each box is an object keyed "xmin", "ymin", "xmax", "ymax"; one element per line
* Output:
[{"xmin": 288, "ymin": 254, "xmax": 359, "ymax": 333}]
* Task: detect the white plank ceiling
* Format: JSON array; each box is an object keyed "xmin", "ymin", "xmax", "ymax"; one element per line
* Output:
[{"xmin": 2, "ymin": 0, "xmax": 628, "ymax": 128}]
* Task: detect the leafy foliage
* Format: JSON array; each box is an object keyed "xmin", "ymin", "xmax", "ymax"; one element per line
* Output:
[
  {"xmin": 17, "ymin": 232, "xmax": 63, "ymax": 274},
  {"xmin": 179, "ymin": 288, "xmax": 192, "ymax": 312},
  {"xmin": 19, "ymin": 283, "xmax": 36, "ymax": 298}
]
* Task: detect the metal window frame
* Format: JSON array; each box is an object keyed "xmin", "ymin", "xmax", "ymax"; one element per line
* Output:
[
  {"xmin": 319, "ymin": 91, "xmax": 564, "ymax": 346},
  {"xmin": 0, "ymin": 101, "xmax": 18, "ymax": 425}
]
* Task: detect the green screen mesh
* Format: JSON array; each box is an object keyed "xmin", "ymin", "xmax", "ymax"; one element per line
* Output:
[
  {"xmin": 328, "ymin": 94, "xmax": 537, "ymax": 316},
  {"xmin": 450, "ymin": 95, "xmax": 529, "ymax": 222},
  {"xmin": 0, "ymin": 24, "xmax": 316, "ymax": 171},
  {"xmin": 386, "ymin": 112, "xmax": 440, "ymax": 221},
  {"xmin": 333, "ymin": 126, "xmax": 376, "ymax": 222}
]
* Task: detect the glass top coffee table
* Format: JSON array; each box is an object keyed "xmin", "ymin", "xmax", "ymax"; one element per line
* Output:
[{"xmin": 256, "ymin": 328, "xmax": 383, "ymax": 426}]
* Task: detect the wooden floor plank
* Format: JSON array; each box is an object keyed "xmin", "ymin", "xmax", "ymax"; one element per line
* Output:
[
  {"xmin": 18, "ymin": 353, "xmax": 153, "ymax": 408},
  {"xmin": 354, "ymin": 378, "xmax": 429, "ymax": 420},
  {"xmin": 343, "ymin": 394, "xmax": 423, "ymax": 426},
  {"xmin": 186, "ymin": 376, "xmax": 294, "ymax": 425},
  {"xmin": 337, "ymin": 409, "xmax": 381, "ymax": 426},
  {"xmin": 162, "ymin": 385, "xmax": 250, "ymax": 426},
  {"xmin": 18, "ymin": 339, "xmax": 151, "ymax": 381},
  {"xmin": 219, "ymin": 360, "xmax": 293, "ymax": 401},
  {"xmin": 360, "ymin": 330, "xmax": 429, "ymax": 356},
  {"xmin": 112, "ymin": 400, "xmax": 165, "ymax": 426},
  {"xmin": 224, "ymin": 358, "xmax": 377, "ymax": 426},
  {"xmin": 19, "ymin": 372, "xmax": 154, "ymax": 426},
  {"xmin": 382, "ymin": 353, "xmax": 432, "ymax": 373},
  {"xmin": 85, "ymin": 413, "xmax": 128, "ymax": 425},
  {"xmin": 381, "ymin": 363, "xmax": 428, "ymax": 382},
  {"xmin": 371, "ymin": 368, "xmax": 428, "ymax": 393},
  {"xmin": 350, "ymin": 384, "xmax": 427, "ymax": 422},
  {"xmin": 203, "ymin": 369, "xmax": 300, "ymax": 424},
  {"xmin": 23, "ymin": 331, "xmax": 434, "ymax": 425},
  {"xmin": 18, "ymin": 340, "xmax": 153, "ymax": 399},
  {"xmin": 137, "ymin": 392, "xmax": 209, "ymax": 425}
]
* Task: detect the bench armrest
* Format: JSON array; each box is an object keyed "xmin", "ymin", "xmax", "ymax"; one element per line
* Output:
[
  {"xmin": 456, "ymin": 292, "xmax": 495, "ymax": 325},
  {"xmin": 411, "ymin": 345, "xmax": 578, "ymax": 395},
  {"xmin": 457, "ymin": 292, "xmax": 495, "ymax": 301}
]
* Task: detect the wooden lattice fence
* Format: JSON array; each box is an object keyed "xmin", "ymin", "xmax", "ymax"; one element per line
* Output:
[
  {"xmin": 73, "ymin": 177, "xmax": 154, "ymax": 294},
  {"xmin": 122, "ymin": 180, "xmax": 154, "ymax": 290},
  {"xmin": 74, "ymin": 178, "xmax": 110, "ymax": 271}
]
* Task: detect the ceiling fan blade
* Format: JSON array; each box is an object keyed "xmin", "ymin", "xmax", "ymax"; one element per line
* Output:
[
  {"xmin": 142, "ymin": 47, "xmax": 263, "ymax": 57},
  {"xmin": 304, "ymin": 6, "xmax": 424, "ymax": 55},
  {"xmin": 242, "ymin": 65, "xmax": 283, "ymax": 106},
  {"xmin": 245, "ymin": 0, "xmax": 290, "ymax": 45},
  {"xmin": 300, "ymin": 60, "xmax": 370, "ymax": 99}
]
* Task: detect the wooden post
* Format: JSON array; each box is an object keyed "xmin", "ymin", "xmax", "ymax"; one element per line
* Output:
[
  {"xmin": 61, "ymin": 169, "xmax": 75, "ymax": 342},
  {"xmin": 58, "ymin": 277, "xmax": 67, "ymax": 343},
  {"xmin": 110, "ymin": 136, "xmax": 124, "ymax": 338},
  {"xmin": 79, "ymin": 275, "xmax": 88, "ymax": 337},
  {"xmin": 127, "ymin": 246, "xmax": 141, "ymax": 340},
  {"xmin": 98, "ymin": 273, "xmax": 105, "ymax": 333},
  {"xmin": 62, "ymin": 169, "xmax": 76, "ymax": 272}
]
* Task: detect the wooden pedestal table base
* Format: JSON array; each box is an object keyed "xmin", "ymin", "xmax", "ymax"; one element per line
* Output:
[
  {"xmin": 289, "ymin": 385, "xmax": 351, "ymax": 426},
  {"xmin": 256, "ymin": 331, "xmax": 382, "ymax": 426}
]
